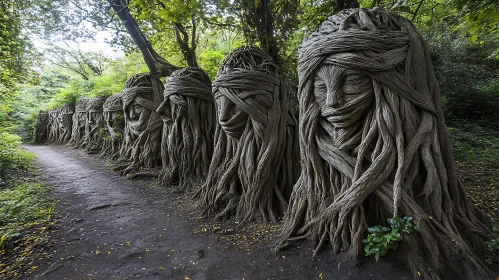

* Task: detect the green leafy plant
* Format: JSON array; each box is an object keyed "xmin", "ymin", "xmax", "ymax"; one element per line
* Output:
[
  {"xmin": 363, "ymin": 216, "xmax": 420, "ymax": 261},
  {"xmin": 485, "ymin": 226, "xmax": 499, "ymax": 251}
]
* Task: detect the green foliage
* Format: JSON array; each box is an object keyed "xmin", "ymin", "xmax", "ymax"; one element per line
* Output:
[
  {"xmin": 447, "ymin": 124, "xmax": 499, "ymax": 168},
  {"xmin": 0, "ymin": 182, "xmax": 54, "ymax": 245},
  {"xmin": 0, "ymin": 131, "xmax": 54, "ymax": 250},
  {"xmin": 0, "ymin": 132, "xmax": 35, "ymax": 188},
  {"xmin": 485, "ymin": 226, "xmax": 499, "ymax": 252},
  {"xmin": 363, "ymin": 216, "xmax": 420, "ymax": 261}
]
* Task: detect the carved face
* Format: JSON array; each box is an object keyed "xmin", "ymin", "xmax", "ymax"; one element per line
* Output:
[
  {"xmin": 216, "ymin": 95, "xmax": 247, "ymax": 140},
  {"xmin": 127, "ymin": 102, "xmax": 146, "ymax": 122},
  {"xmin": 313, "ymin": 65, "xmax": 374, "ymax": 148},
  {"xmin": 58, "ymin": 114, "xmax": 72, "ymax": 131},
  {"xmin": 105, "ymin": 111, "xmax": 124, "ymax": 134}
]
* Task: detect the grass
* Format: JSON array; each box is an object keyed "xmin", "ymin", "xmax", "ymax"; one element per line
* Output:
[
  {"xmin": 448, "ymin": 121, "xmax": 499, "ymax": 220},
  {"xmin": 0, "ymin": 132, "xmax": 56, "ymax": 279}
]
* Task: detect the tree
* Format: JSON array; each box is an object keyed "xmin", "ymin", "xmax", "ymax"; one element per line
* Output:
[
  {"xmin": 44, "ymin": 45, "xmax": 108, "ymax": 80},
  {"xmin": 108, "ymin": 0, "xmax": 181, "ymax": 77}
]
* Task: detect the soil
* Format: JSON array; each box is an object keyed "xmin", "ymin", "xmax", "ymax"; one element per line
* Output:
[{"xmin": 23, "ymin": 144, "xmax": 413, "ymax": 280}]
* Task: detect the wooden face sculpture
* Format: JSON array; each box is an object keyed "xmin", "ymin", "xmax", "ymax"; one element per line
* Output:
[
  {"xmin": 156, "ymin": 67, "xmax": 215, "ymax": 189},
  {"xmin": 197, "ymin": 46, "xmax": 299, "ymax": 223},
  {"xmin": 85, "ymin": 97, "xmax": 107, "ymax": 152},
  {"xmin": 57, "ymin": 105, "xmax": 74, "ymax": 144},
  {"xmin": 102, "ymin": 93, "xmax": 124, "ymax": 156},
  {"xmin": 119, "ymin": 73, "xmax": 164, "ymax": 173},
  {"xmin": 278, "ymin": 8, "xmax": 493, "ymax": 279},
  {"xmin": 70, "ymin": 99, "xmax": 89, "ymax": 147}
]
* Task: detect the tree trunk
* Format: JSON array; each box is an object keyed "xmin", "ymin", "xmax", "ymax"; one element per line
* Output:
[
  {"xmin": 108, "ymin": 0, "xmax": 181, "ymax": 77},
  {"xmin": 254, "ymin": 0, "xmax": 280, "ymax": 66},
  {"xmin": 174, "ymin": 21, "xmax": 200, "ymax": 68}
]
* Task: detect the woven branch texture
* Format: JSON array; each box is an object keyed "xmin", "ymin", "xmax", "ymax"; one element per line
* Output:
[
  {"xmin": 69, "ymin": 99, "xmax": 89, "ymax": 147},
  {"xmin": 47, "ymin": 108, "xmax": 60, "ymax": 143},
  {"xmin": 157, "ymin": 67, "xmax": 215, "ymax": 190},
  {"xmin": 120, "ymin": 74, "xmax": 164, "ymax": 174},
  {"xmin": 102, "ymin": 93, "xmax": 124, "ymax": 157},
  {"xmin": 57, "ymin": 105, "xmax": 74, "ymax": 144},
  {"xmin": 85, "ymin": 96, "xmax": 108, "ymax": 152},
  {"xmin": 278, "ymin": 8, "xmax": 495, "ymax": 279},
  {"xmin": 197, "ymin": 46, "xmax": 300, "ymax": 224}
]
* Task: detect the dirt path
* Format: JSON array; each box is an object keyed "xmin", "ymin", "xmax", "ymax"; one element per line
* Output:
[{"xmin": 25, "ymin": 144, "xmax": 411, "ymax": 280}]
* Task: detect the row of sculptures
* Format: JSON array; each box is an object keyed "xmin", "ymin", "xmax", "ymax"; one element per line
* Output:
[{"xmin": 34, "ymin": 9, "xmax": 496, "ymax": 279}]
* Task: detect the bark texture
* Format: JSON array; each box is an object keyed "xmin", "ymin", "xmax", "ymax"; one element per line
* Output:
[
  {"xmin": 157, "ymin": 67, "xmax": 215, "ymax": 190},
  {"xmin": 35, "ymin": 111, "xmax": 49, "ymax": 143},
  {"xmin": 277, "ymin": 8, "xmax": 495, "ymax": 279},
  {"xmin": 119, "ymin": 74, "xmax": 164, "ymax": 175},
  {"xmin": 85, "ymin": 96, "xmax": 108, "ymax": 153},
  {"xmin": 101, "ymin": 93, "xmax": 124, "ymax": 158},
  {"xmin": 47, "ymin": 109, "xmax": 60, "ymax": 144},
  {"xmin": 196, "ymin": 46, "xmax": 300, "ymax": 223},
  {"xmin": 57, "ymin": 105, "xmax": 74, "ymax": 144},
  {"xmin": 69, "ymin": 99, "xmax": 89, "ymax": 147}
]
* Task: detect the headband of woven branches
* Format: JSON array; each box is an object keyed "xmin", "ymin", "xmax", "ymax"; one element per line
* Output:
[
  {"xmin": 196, "ymin": 46, "xmax": 299, "ymax": 224},
  {"xmin": 86, "ymin": 96, "xmax": 107, "ymax": 113},
  {"xmin": 157, "ymin": 67, "xmax": 215, "ymax": 189},
  {"xmin": 103, "ymin": 93, "xmax": 123, "ymax": 112},
  {"xmin": 75, "ymin": 99, "xmax": 89, "ymax": 113},
  {"xmin": 278, "ymin": 8, "xmax": 494, "ymax": 279}
]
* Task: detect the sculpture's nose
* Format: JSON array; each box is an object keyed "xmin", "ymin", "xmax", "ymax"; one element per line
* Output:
[{"xmin": 130, "ymin": 107, "xmax": 137, "ymax": 119}]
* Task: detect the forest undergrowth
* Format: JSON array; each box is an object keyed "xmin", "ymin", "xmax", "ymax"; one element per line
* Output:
[{"xmin": 0, "ymin": 132, "xmax": 56, "ymax": 279}]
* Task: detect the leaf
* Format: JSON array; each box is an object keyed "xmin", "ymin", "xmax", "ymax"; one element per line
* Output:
[
  {"xmin": 471, "ymin": 35, "xmax": 478, "ymax": 43},
  {"xmin": 367, "ymin": 227, "xmax": 380, "ymax": 233}
]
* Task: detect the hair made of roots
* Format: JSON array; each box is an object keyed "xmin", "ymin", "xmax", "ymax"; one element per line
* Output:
[
  {"xmin": 102, "ymin": 93, "xmax": 124, "ymax": 158},
  {"xmin": 85, "ymin": 96, "xmax": 107, "ymax": 153},
  {"xmin": 119, "ymin": 73, "xmax": 164, "ymax": 176},
  {"xmin": 157, "ymin": 67, "xmax": 215, "ymax": 190},
  {"xmin": 69, "ymin": 99, "xmax": 89, "ymax": 147},
  {"xmin": 57, "ymin": 105, "xmax": 74, "ymax": 145},
  {"xmin": 277, "ymin": 8, "xmax": 496, "ymax": 279},
  {"xmin": 195, "ymin": 46, "xmax": 299, "ymax": 224},
  {"xmin": 47, "ymin": 108, "xmax": 60, "ymax": 144}
]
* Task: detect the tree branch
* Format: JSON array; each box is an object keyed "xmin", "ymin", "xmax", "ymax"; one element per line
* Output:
[{"xmin": 108, "ymin": 0, "xmax": 181, "ymax": 77}]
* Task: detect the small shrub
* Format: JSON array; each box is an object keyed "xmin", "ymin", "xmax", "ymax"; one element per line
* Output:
[{"xmin": 363, "ymin": 216, "xmax": 420, "ymax": 261}]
